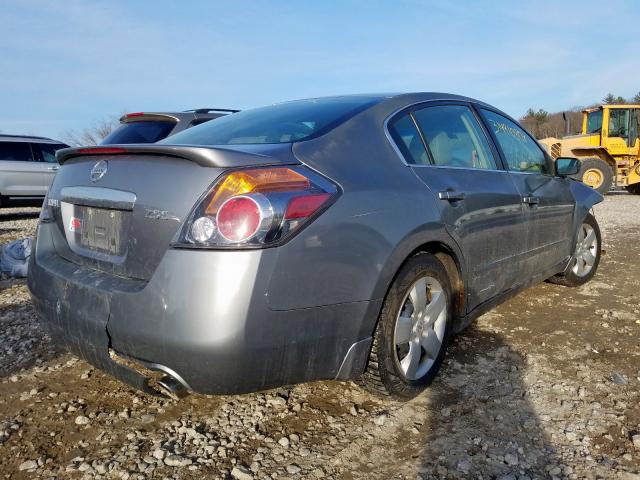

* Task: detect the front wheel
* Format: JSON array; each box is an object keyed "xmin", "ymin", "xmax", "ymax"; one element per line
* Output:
[
  {"xmin": 361, "ymin": 254, "xmax": 453, "ymax": 400},
  {"xmin": 549, "ymin": 214, "xmax": 601, "ymax": 287}
]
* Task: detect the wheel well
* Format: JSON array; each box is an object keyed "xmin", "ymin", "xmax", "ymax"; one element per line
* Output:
[{"xmin": 409, "ymin": 242, "xmax": 465, "ymax": 319}]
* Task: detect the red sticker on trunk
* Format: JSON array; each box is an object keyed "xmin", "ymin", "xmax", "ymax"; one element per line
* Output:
[{"xmin": 69, "ymin": 217, "xmax": 82, "ymax": 232}]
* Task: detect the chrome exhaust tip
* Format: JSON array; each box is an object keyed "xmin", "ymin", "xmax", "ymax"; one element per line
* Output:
[{"xmin": 157, "ymin": 375, "xmax": 189, "ymax": 400}]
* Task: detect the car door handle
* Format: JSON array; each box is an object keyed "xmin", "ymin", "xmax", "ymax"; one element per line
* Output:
[
  {"xmin": 438, "ymin": 191, "xmax": 466, "ymax": 202},
  {"xmin": 47, "ymin": 166, "xmax": 59, "ymax": 171},
  {"xmin": 522, "ymin": 195, "xmax": 540, "ymax": 205}
]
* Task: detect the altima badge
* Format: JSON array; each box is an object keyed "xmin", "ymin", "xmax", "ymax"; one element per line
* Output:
[{"xmin": 90, "ymin": 160, "xmax": 108, "ymax": 182}]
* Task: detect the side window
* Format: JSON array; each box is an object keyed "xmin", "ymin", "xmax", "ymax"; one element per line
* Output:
[
  {"xmin": 0, "ymin": 142, "xmax": 34, "ymax": 161},
  {"xmin": 412, "ymin": 105, "xmax": 497, "ymax": 169},
  {"xmin": 630, "ymin": 109, "xmax": 639, "ymax": 147},
  {"xmin": 586, "ymin": 110, "xmax": 602, "ymax": 134},
  {"xmin": 481, "ymin": 109, "xmax": 548, "ymax": 174},
  {"xmin": 37, "ymin": 143, "xmax": 67, "ymax": 163},
  {"xmin": 388, "ymin": 114, "xmax": 430, "ymax": 165}
]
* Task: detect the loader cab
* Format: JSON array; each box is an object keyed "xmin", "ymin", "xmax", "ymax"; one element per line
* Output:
[{"xmin": 583, "ymin": 105, "xmax": 640, "ymax": 155}]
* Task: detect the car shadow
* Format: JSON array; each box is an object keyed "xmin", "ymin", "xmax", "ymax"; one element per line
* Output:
[{"xmin": 415, "ymin": 324, "xmax": 559, "ymax": 479}]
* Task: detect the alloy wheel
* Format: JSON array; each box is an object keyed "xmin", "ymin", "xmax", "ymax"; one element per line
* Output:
[
  {"xmin": 572, "ymin": 223, "xmax": 598, "ymax": 277},
  {"xmin": 393, "ymin": 276, "xmax": 447, "ymax": 381}
]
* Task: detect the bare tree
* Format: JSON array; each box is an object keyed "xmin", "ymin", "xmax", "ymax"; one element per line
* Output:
[{"xmin": 63, "ymin": 115, "xmax": 120, "ymax": 146}]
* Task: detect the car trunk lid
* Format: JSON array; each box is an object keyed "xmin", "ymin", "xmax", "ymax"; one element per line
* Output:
[{"xmin": 46, "ymin": 144, "xmax": 297, "ymax": 281}]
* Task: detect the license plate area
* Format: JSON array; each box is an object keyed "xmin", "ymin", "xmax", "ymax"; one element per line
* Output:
[
  {"xmin": 79, "ymin": 207, "xmax": 125, "ymax": 255},
  {"xmin": 61, "ymin": 202, "xmax": 130, "ymax": 262}
]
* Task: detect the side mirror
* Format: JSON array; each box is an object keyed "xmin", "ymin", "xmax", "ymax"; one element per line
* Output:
[{"xmin": 555, "ymin": 157, "xmax": 580, "ymax": 176}]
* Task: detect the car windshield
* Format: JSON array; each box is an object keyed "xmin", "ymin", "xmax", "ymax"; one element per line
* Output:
[
  {"xmin": 102, "ymin": 120, "xmax": 175, "ymax": 144},
  {"xmin": 161, "ymin": 97, "xmax": 380, "ymax": 146}
]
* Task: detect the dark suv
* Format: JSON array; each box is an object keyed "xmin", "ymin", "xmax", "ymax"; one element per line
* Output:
[{"xmin": 101, "ymin": 108, "xmax": 239, "ymax": 145}]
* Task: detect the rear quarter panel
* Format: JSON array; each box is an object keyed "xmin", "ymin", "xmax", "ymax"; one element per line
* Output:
[{"xmin": 267, "ymin": 100, "xmax": 464, "ymax": 323}]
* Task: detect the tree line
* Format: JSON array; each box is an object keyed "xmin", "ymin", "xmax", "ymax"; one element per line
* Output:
[{"xmin": 520, "ymin": 91, "xmax": 640, "ymax": 139}]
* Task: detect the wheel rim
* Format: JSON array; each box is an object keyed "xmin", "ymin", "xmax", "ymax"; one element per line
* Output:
[
  {"xmin": 583, "ymin": 168, "xmax": 604, "ymax": 189},
  {"xmin": 571, "ymin": 223, "xmax": 598, "ymax": 277},
  {"xmin": 393, "ymin": 276, "xmax": 447, "ymax": 381}
]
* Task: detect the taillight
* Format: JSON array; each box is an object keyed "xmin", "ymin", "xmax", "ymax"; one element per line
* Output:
[
  {"xmin": 176, "ymin": 166, "xmax": 339, "ymax": 248},
  {"xmin": 75, "ymin": 147, "xmax": 128, "ymax": 155}
]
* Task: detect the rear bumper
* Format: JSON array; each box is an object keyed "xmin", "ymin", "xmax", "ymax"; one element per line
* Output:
[{"xmin": 28, "ymin": 223, "xmax": 377, "ymax": 395}]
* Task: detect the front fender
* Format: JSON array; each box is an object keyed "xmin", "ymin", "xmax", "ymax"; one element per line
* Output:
[{"xmin": 570, "ymin": 179, "xmax": 603, "ymax": 225}]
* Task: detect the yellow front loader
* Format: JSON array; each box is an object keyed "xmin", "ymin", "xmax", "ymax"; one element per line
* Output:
[{"xmin": 539, "ymin": 104, "xmax": 640, "ymax": 195}]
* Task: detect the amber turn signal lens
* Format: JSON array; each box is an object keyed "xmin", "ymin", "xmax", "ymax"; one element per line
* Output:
[{"xmin": 205, "ymin": 168, "xmax": 310, "ymax": 215}]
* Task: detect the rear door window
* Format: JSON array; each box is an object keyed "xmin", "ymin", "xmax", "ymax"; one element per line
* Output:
[
  {"xmin": 36, "ymin": 143, "xmax": 68, "ymax": 163},
  {"xmin": 0, "ymin": 142, "xmax": 34, "ymax": 161},
  {"xmin": 388, "ymin": 114, "xmax": 430, "ymax": 165},
  {"xmin": 412, "ymin": 105, "xmax": 498, "ymax": 170},
  {"xmin": 481, "ymin": 109, "xmax": 549, "ymax": 174},
  {"xmin": 101, "ymin": 121, "xmax": 176, "ymax": 144}
]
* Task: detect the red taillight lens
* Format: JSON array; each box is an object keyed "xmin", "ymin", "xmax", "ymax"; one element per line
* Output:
[
  {"xmin": 284, "ymin": 194, "xmax": 331, "ymax": 220},
  {"xmin": 76, "ymin": 147, "xmax": 127, "ymax": 155},
  {"xmin": 217, "ymin": 196, "xmax": 262, "ymax": 242},
  {"xmin": 178, "ymin": 166, "xmax": 338, "ymax": 248}
]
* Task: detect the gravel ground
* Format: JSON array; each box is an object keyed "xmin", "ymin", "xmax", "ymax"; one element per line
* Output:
[{"xmin": 0, "ymin": 196, "xmax": 639, "ymax": 479}]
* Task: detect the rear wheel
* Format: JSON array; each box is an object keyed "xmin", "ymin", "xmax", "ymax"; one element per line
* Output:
[
  {"xmin": 626, "ymin": 183, "xmax": 640, "ymax": 195},
  {"xmin": 577, "ymin": 158, "xmax": 613, "ymax": 195},
  {"xmin": 549, "ymin": 214, "xmax": 601, "ymax": 287},
  {"xmin": 361, "ymin": 254, "xmax": 452, "ymax": 400}
]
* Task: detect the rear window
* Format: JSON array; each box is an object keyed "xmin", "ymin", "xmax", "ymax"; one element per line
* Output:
[
  {"xmin": 161, "ymin": 97, "xmax": 380, "ymax": 146},
  {"xmin": 102, "ymin": 120, "xmax": 176, "ymax": 144}
]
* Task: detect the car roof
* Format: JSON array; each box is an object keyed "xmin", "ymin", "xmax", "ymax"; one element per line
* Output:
[
  {"xmin": 276, "ymin": 92, "xmax": 491, "ymax": 105},
  {"xmin": 0, "ymin": 134, "xmax": 67, "ymax": 144}
]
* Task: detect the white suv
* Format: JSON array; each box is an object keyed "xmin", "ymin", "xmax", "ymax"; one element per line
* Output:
[{"xmin": 0, "ymin": 135, "xmax": 68, "ymax": 207}]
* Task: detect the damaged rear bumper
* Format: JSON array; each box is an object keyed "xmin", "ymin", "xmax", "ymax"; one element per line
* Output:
[{"xmin": 28, "ymin": 223, "xmax": 376, "ymax": 396}]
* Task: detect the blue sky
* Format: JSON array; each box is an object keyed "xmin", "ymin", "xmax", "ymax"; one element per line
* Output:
[{"xmin": 1, "ymin": 0, "xmax": 639, "ymax": 140}]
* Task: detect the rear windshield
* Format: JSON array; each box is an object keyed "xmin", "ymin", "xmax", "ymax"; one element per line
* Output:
[
  {"xmin": 160, "ymin": 97, "xmax": 380, "ymax": 146},
  {"xmin": 102, "ymin": 120, "xmax": 175, "ymax": 144}
]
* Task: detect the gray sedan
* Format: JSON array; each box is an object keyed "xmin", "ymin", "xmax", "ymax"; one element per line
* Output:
[{"xmin": 28, "ymin": 93, "xmax": 602, "ymax": 400}]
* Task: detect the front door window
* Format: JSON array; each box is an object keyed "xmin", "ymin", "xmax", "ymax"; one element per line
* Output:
[{"xmin": 608, "ymin": 109, "xmax": 630, "ymax": 140}]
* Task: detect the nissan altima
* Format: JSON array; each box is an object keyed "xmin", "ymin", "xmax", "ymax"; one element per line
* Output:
[{"xmin": 28, "ymin": 93, "xmax": 602, "ymax": 400}]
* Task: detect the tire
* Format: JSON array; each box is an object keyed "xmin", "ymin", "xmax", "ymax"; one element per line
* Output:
[
  {"xmin": 576, "ymin": 158, "xmax": 613, "ymax": 195},
  {"xmin": 549, "ymin": 213, "xmax": 601, "ymax": 287},
  {"xmin": 361, "ymin": 253, "xmax": 453, "ymax": 400},
  {"xmin": 626, "ymin": 183, "xmax": 640, "ymax": 195}
]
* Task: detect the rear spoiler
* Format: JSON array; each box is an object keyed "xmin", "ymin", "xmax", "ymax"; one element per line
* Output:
[
  {"xmin": 56, "ymin": 144, "xmax": 297, "ymax": 168},
  {"xmin": 119, "ymin": 113, "xmax": 180, "ymax": 123}
]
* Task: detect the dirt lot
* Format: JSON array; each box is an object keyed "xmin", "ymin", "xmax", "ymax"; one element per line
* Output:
[{"xmin": 0, "ymin": 196, "xmax": 639, "ymax": 480}]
